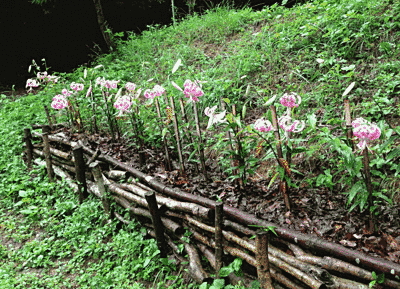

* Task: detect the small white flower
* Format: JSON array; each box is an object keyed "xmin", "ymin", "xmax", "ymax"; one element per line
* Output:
[{"xmin": 204, "ymin": 106, "xmax": 226, "ymax": 129}]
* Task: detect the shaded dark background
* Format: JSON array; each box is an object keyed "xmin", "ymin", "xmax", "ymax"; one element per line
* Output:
[{"xmin": 0, "ymin": 0, "xmax": 292, "ymax": 90}]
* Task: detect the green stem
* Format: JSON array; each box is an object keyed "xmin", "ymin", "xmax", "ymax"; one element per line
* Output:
[
  {"xmin": 193, "ymin": 101, "xmax": 208, "ymax": 180},
  {"xmin": 169, "ymin": 96, "xmax": 185, "ymax": 175},
  {"xmin": 102, "ymin": 90, "xmax": 116, "ymax": 141},
  {"xmin": 362, "ymin": 148, "xmax": 375, "ymax": 233},
  {"xmin": 130, "ymin": 109, "xmax": 146, "ymax": 167}
]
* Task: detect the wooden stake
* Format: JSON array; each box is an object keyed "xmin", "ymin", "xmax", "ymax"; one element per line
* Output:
[
  {"xmin": 344, "ymin": 99, "xmax": 354, "ymax": 150},
  {"xmin": 215, "ymin": 202, "xmax": 224, "ymax": 277},
  {"xmin": 145, "ymin": 191, "xmax": 167, "ymax": 258},
  {"xmin": 231, "ymin": 104, "xmax": 244, "ymax": 189},
  {"xmin": 155, "ymin": 99, "xmax": 172, "ymax": 171},
  {"xmin": 43, "ymin": 105, "xmax": 53, "ymax": 129},
  {"xmin": 90, "ymin": 161, "xmax": 112, "ymax": 217},
  {"xmin": 24, "ymin": 128, "xmax": 34, "ymax": 170},
  {"xmin": 220, "ymin": 99, "xmax": 236, "ymax": 179},
  {"xmin": 72, "ymin": 144, "xmax": 88, "ymax": 203},
  {"xmin": 192, "ymin": 101, "xmax": 208, "ymax": 180},
  {"xmin": 132, "ymin": 107, "xmax": 146, "ymax": 167},
  {"xmin": 256, "ymin": 231, "xmax": 274, "ymax": 289},
  {"xmin": 169, "ymin": 96, "xmax": 185, "ymax": 175},
  {"xmin": 42, "ymin": 131, "xmax": 55, "ymax": 182},
  {"xmin": 42, "ymin": 125, "xmax": 51, "ymax": 134},
  {"xmin": 184, "ymin": 242, "xmax": 213, "ymax": 284}
]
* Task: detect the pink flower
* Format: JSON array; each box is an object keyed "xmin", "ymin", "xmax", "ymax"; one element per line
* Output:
[
  {"xmin": 351, "ymin": 117, "xmax": 368, "ymax": 128},
  {"xmin": 96, "ymin": 77, "xmax": 119, "ymax": 89},
  {"xmin": 352, "ymin": 118, "xmax": 381, "ymax": 150},
  {"xmin": 153, "ymin": 84, "xmax": 166, "ymax": 96},
  {"xmin": 51, "ymin": 94, "xmax": 69, "ymax": 110},
  {"xmin": 26, "ymin": 79, "xmax": 39, "ymax": 88},
  {"xmin": 61, "ymin": 89, "xmax": 73, "ymax": 96},
  {"xmin": 96, "ymin": 77, "xmax": 105, "ymax": 86},
  {"xmin": 183, "ymin": 79, "xmax": 204, "ymax": 102},
  {"xmin": 254, "ymin": 118, "xmax": 273, "ymax": 132},
  {"xmin": 125, "ymin": 82, "xmax": 136, "ymax": 91},
  {"xmin": 37, "ymin": 72, "xmax": 48, "ymax": 80},
  {"xmin": 278, "ymin": 115, "xmax": 305, "ymax": 132},
  {"xmin": 144, "ymin": 85, "xmax": 166, "ymax": 99},
  {"xmin": 204, "ymin": 106, "xmax": 226, "ymax": 129},
  {"xmin": 46, "ymin": 75, "xmax": 59, "ymax": 83},
  {"xmin": 105, "ymin": 80, "xmax": 119, "ymax": 89},
  {"xmin": 70, "ymin": 82, "xmax": 84, "ymax": 91},
  {"xmin": 144, "ymin": 89, "xmax": 157, "ymax": 99},
  {"xmin": 280, "ymin": 92, "xmax": 301, "ymax": 108},
  {"xmin": 114, "ymin": 95, "xmax": 132, "ymax": 111}
]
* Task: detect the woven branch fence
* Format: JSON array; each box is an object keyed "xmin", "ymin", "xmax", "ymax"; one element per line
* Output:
[{"xmin": 23, "ymin": 125, "xmax": 400, "ymax": 289}]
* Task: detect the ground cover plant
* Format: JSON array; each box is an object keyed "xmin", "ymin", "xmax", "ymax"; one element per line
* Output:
[
  {"xmin": 0, "ymin": 92, "xmax": 213, "ymax": 288},
  {"xmin": 1, "ymin": 0, "xmax": 400, "ymax": 287}
]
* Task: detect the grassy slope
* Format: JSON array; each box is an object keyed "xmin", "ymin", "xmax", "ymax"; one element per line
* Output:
[
  {"xmin": 97, "ymin": 0, "xmax": 399, "ymax": 200},
  {"xmin": 1, "ymin": 0, "xmax": 399, "ymax": 288},
  {"xmin": 0, "ymin": 98, "xmax": 189, "ymax": 288}
]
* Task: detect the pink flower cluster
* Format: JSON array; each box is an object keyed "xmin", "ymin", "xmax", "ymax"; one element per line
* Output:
[
  {"xmin": 144, "ymin": 84, "xmax": 166, "ymax": 99},
  {"xmin": 50, "ymin": 87, "xmax": 75, "ymax": 110},
  {"xmin": 96, "ymin": 77, "xmax": 119, "ymax": 89},
  {"xmin": 254, "ymin": 118, "xmax": 273, "ymax": 132},
  {"xmin": 352, "ymin": 117, "xmax": 381, "ymax": 150},
  {"xmin": 114, "ymin": 95, "xmax": 132, "ymax": 112},
  {"xmin": 280, "ymin": 92, "xmax": 302, "ymax": 108},
  {"xmin": 172, "ymin": 80, "xmax": 204, "ymax": 102},
  {"xmin": 37, "ymin": 72, "xmax": 48, "ymax": 80},
  {"xmin": 254, "ymin": 92, "xmax": 306, "ymax": 134},
  {"xmin": 51, "ymin": 94, "xmax": 68, "ymax": 110},
  {"xmin": 70, "ymin": 82, "xmax": 84, "ymax": 91},
  {"xmin": 278, "ymin": 115, "xmax": 305, "ymax": 133},
  {"xmin": 61, "ymin": 89, "xmax": 73, "ymax": 97},
  {"xmin": 36, "ymin": 72, "xmax": 58, "ymax": 83},
  {"xmin": 26, "ymin": 79, "xmax": 39, "ymax": 91},
  {"xmin": 183, "ymin": 80, "xmax": 204, "ymax": 101},
  {"xmin": 125, "ymin": 82, "xmax": 137, "ymax": 92}
]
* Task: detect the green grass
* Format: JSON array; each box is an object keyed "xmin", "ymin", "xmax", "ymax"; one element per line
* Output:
[
  {"xmin": 0, "ymin": 95, "xmax": 198, "ymax": 288},
  {"xmin": 1, "ymin": 0, "xmax": 399, "ymax": 287}
]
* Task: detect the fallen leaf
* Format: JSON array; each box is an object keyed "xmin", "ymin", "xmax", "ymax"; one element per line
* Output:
[{"xmin": 339, "ymin": 240, "xmax": 357, "ymax": 247}]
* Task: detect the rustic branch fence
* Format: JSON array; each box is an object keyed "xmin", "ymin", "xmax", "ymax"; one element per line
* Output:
[{"xmin": 23, "ymin": 125, "xmax": 400, "ymax": 289}]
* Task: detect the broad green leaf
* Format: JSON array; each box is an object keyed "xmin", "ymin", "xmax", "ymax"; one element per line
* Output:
[
  {"xmin": 232, "ymin": 258, "xmax": 242, "ymax": 271},
  {"xmin": 219, "ymin": 267, "xmax": 234, "ymax": 277},
  {"xmin": 307, "ymin": 113, "xmax": 317, "ymax": 129},
  {"xmin": 347, "ymin": 181, "xmax": 364, "ymax": 205},
  {"xmin": 18, "ymin": 190, "xmax": 28, "ymax": 197},
  {"xmin": 210, "ymin": 279, "xmax": 225, "ymax": 289},
  {"xmin": 387, "ymin": 148, "xmax": 400, "ymax": 161}
]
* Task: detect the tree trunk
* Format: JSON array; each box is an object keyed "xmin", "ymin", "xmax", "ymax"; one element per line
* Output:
[{"xmin": 92, "ymin": 0, "xmax": 116, "ymax": 51}]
